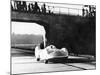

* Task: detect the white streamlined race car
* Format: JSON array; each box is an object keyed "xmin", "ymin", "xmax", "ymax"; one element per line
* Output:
[{"xmin": 35, "ymin": 45, "xmax": 68, "ymax": 64}]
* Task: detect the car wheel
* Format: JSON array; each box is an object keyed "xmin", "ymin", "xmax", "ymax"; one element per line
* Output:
[
  {"xmin": 44, "ymin": 60, "xmax": 48, "ymax": 64},
  {"xmin": 36, "ymin": 58, "xmax": 40, "ymax": 61},
  {"xmin": 66, "ymin": 56, "xmax": 68, "ymax": 59}
]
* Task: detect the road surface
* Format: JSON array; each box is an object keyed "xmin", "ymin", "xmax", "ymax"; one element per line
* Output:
[{"xmin": 11, "ymin": 48, "xmax": 96, "ymax": 75}]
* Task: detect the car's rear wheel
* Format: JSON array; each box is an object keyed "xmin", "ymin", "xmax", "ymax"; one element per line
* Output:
[
  {"xmin": 44, "ymin": 60, "xmax": 48, "ymax": 64},
  {"xmin": 36, "ymin": 58, "xmax": 40, "ymax": 61}
]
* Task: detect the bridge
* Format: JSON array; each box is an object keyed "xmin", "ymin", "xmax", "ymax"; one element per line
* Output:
[{"xmin": 11, "ymin": 0, "xmax": 96, "ymax": 55}]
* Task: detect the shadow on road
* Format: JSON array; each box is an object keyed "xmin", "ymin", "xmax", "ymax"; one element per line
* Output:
[{"xmin": 48, "ymin": 57, "xmax": 95, "ymax": 64}]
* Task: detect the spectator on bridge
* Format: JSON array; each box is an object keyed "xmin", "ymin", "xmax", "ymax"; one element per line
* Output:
[
  {"xmin": 16, "ymin": 1, "xmax": 21, "ymax": 12},
  {"xmin": 20, "ymin": 1, "xmax": 24, "ymax": 11},
  {"xmin": 23, "ymin": 1, "xmax": 27, "ymax": 12},
  {"xmin": 11, "ymin": 0, "xmax": 14, "ymax": 11},
  {"xmin": 41, "ymin": 3, "xmax": 46, "ymax": 14},
  {"xmin": 11, "ymin": 0, "xmax": 17, "ymax": 11},
  {"xmin": 33, "ymin": 2, "xmax": 40, "ymax": 13},
  {"xmin": 28, "ymin": 3, "xmax": 35, "ymax": 13},
  {"xmin": 11, "ymin": 2, "xmax": 14, "ymax": 11},
  {"xmin": 86, "ymin": 9, "xmax": 89, "ymax": 17},
  {"xmin": 82, "ymin": 8, "xmax": 85, "ymax": 17},
  {"xmin": 31, "ymin": 3, "xmax": 35, "ymax": 13},
  {"xmin": 48, "ymin": 6, "xmax": 51, "ymax": 14},
  {"xmin": 28, "ymin": 3, "xmax": 31, "ymax": 12},
  {"xmin": 89, "ymin": 5, "xmax": 92, "ymax": 16},
  {"xmin": 14, "ymin": 1, "xmax": 17, "ymax": 11},
  {"xmin": 92, "ymin": 9, "xmax": 96, "ymax": 17}
]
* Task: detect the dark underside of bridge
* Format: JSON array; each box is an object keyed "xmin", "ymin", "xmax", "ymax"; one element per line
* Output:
[{"xmin": 11, "ymin": 11, "xmax": 96, "ymax": 55}]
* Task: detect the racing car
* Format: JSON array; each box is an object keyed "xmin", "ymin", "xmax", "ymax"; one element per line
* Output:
[{"xmin": 35, "ymin": 44, "xmax": 68, "ymax": 64}]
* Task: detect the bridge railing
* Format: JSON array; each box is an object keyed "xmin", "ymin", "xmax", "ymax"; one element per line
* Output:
[{"xmin": 11, "ymin": 0, "xmax": 96, "ymax": 17}]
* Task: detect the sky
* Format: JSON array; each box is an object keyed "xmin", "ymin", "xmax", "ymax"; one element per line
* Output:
[{"xmin": 12, "ymin": 22, "xmax": 45, "ymax": 35}]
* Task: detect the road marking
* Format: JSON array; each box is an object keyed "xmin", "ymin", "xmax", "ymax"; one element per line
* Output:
[{"xmin": 67, "ymin": 64, "xmax": 87, "ymax": 70}]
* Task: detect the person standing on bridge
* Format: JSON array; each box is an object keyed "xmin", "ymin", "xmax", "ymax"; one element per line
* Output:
[
  {"xmin": 23, "ymin": 1, "xmax": 27, "ymax": 12},
  {"xmin": 34, "ymin": 2, "xmax": 40, "ymax": 13},
  {"xmin": 28, "ymin": 3, "xmax": 31, "ymax": 12},
  {"xmin": 82, "ymin": 7, "xmax": 85, "ymax": 17},
  {"xmin": 17, "ymin": 1, "xmax": 21, "ymax": 12},
  {"xmin": 41, "ymin": 3, "xmax": 46, "ymax": 14}
]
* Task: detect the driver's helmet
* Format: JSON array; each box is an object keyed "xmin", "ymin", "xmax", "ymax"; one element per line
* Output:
[{"xmin": 49, "ymin": 45, "xmax": 56, "ymax": 49}]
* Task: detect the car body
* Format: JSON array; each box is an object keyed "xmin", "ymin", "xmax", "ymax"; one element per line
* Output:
[{"xmin": 35, "ymin": 45, "xmax": 68, "ymax": 64}]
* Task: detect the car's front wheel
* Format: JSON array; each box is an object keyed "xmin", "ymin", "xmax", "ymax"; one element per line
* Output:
[{"xmin": 44, "ymin": 60, "xmax": 48, "ymax": 64}]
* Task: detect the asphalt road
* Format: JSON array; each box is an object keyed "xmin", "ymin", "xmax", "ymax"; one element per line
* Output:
[{"xmin": 11, "ymin": 48, "xmax": 96, "ymax": 75}]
